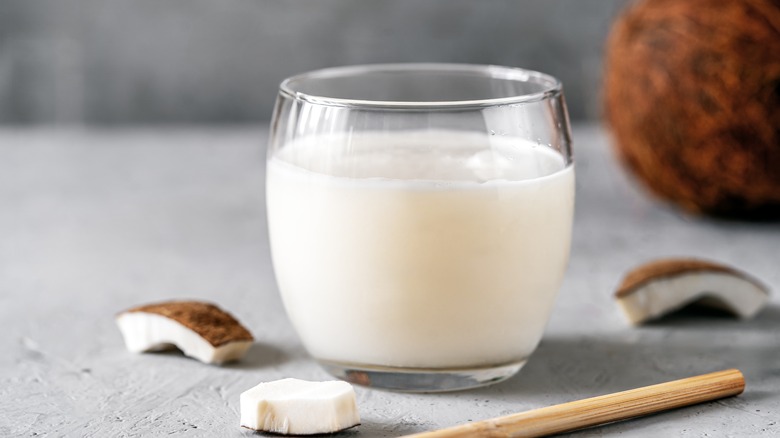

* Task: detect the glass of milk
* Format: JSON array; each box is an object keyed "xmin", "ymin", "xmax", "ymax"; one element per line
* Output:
[{"xmin": 267, "ymin": 64, "xmax": 574, "ymax": 392}]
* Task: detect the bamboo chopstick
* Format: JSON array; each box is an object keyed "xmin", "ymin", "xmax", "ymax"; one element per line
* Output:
[{"xmin": 403, "ymin": 369, "xmax": 745, "ymax": 438}]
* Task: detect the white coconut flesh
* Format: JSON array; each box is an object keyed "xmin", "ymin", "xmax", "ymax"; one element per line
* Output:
[
  {"xmin": 116, "ymin": 312, "xmax": 252, "ymax": 364},
  {"xmin": 240, "ymin": 378, "xmax": 360, "ymax": 435},
  {"xmin": 617, "ymin": 271, "xmax": 769, "ymax": 325}
]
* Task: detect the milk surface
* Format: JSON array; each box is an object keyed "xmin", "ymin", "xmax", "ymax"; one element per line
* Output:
[{"xmin": 267, "ymin": 131, "xmax": 574, "ymax": 369}]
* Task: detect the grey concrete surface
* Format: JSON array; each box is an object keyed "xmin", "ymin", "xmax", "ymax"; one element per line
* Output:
[
  {"xmin": 0, "ymin": 125, "xmax": 778, "ymax": 437},
  {"xmin": 0, "ymin": 0, "xmax": 628, "ymax": 124}
]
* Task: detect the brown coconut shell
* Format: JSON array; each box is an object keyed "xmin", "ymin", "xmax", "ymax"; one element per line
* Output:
[
  {"xmin": 604, "ymin": 0, "xmax": 780, "ymax": 218},
  {"xmin": 122, "ymin": 301, "xmax": 253, "ymax": 347}
]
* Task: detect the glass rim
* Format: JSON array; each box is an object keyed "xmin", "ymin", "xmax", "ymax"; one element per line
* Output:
[{"xmin": 279, "ymin": 63, "xmax": 563, "ymax": 110}]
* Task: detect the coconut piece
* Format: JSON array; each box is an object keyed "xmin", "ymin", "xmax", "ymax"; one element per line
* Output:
[
  {"xmin": 240, "ymin": 378, "xmax": 360, "ymax": 435},
  {"xmin": 615, "ymin": 258, "xmax": 769, "ymax": 325},
  {"xmin": 116, "ymin": 301, "xmax": 253, "ymax": 364},
  {"xmin": 604, "ymin": 0, "xmax": 780, "ymax": 218}
]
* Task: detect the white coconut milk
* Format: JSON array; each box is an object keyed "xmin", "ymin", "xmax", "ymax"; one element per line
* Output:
[{"xmin": 267, "ymin": 131, "xmax": 574, "ymax": 369}]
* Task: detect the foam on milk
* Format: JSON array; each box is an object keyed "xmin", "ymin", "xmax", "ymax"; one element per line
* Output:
[
  {"xmin": 272, "ymin": 130, "xmax": 565, "ymax": 184},
  {"xmin": 267, "ymin": 130, "xmax": 574, "ymax": 369}
]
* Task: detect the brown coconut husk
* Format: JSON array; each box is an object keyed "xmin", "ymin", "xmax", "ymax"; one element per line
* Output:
[
  {"xmin": 604, "ymin": 0, "xmax": 780, "ymax": 218},
  {"xmin": 122, "ymin": 301, "xmax": 253, "ymax": 347}
]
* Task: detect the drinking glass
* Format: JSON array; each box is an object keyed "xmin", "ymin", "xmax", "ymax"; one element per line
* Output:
[{"xmin": 266, "ymin": 63, "xmax": 574, "ymax": 392}]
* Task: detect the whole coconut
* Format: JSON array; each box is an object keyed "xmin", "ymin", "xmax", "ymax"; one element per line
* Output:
[{"xmin": 604, "ymin": 0, "xmax": 780, "ymax": 218}]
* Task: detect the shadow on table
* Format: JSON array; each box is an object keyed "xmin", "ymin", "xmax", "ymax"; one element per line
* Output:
[
  {"xmin": 643, "ymin": 302, "xmax": 780, "ymax": 330},
  {"xmin": 225, "ymin": 342, "xmax": 302, "ymax": 370},
  {"xmin": 135, "ymin": 342, "xmax": 298, "ymax": 370},
  {"xmin": 242, "ymin": 421, "xmax": 424, "ymax": 437},
  {"xmin": 343, "ymin": 420, "xmax": 426, "ymax": 437},
  {"xmin": 472, "ymin": 304, "xmax": 779, "ymax": 399}
]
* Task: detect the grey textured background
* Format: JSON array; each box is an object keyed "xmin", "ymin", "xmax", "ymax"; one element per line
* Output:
[
  {"xmin": 0, "ymin": 0, "xmax": 629, "ymax": 124},
  {"xmin": 1, "ymin": 125, "xmax": 778, "ymax": 436}
]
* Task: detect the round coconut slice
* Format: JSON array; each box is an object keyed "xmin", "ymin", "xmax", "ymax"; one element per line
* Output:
[
  {"xmin": 116, "ymin": 300, "xmax": 254, "ymax": 364},
  {"xmin": 615, "ymin": 258, "xmax": 769, "ymax": 325}
]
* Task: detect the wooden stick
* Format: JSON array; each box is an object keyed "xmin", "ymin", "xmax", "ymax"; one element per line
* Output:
[{"xmin": 403, "ymin": 369, "xmax": 745, "ymax": 438}]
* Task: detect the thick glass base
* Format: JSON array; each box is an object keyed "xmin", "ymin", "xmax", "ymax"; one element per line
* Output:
[{"xmin": 318, "ymin": 359, "xmax": 526, "ymax": 392}]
